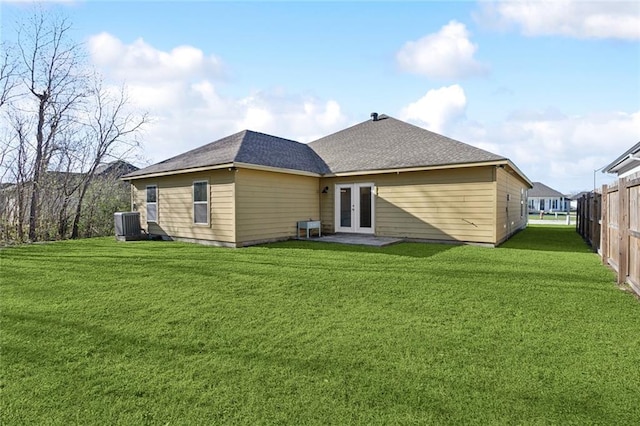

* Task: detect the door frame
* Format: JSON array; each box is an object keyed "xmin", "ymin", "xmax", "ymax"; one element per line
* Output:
[{"xmin": 334, "ymin": 183, "xmax": 375, "ymax": 234}]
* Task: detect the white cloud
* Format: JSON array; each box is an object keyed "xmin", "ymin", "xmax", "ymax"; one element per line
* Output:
[
  {"xmin": 477, "ymin": 0, "xmax": 640, "ymax": 40},
  {"xmin": 396, "ymin": 21, "xmax": 487, "ymax": 79},
  {"xmin": 87, "ymin": 33, "xmax": 348, "ymax": 165},
  {"xmin": 448, "ymin": 109, "xmax": 640, "ymax": 193},
  {"xmin": 397, "ymin": 87, "xmax": 638, "ymax": 192},
  {"xmin": 88, "ymin": 32, "xmax": 224, "ymax": 82},
  {"xmin": 399, "ymin": 85, "xmax": 467, "ymax": 133}
]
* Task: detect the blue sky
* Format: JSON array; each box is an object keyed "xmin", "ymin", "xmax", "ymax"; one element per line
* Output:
[{"xmin": 2, "ymin": 0, "xmax": 639, "ymax": 193}]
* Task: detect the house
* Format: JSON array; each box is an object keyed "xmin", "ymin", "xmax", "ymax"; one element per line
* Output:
[
  {"xmin": 122, "ymin": 114, "xmax": 532, "ymax": 247},
  {"xmin": 527, "ymin": 182, "xmax": 569, "ymax": 213},
  {"xmin": 95, "ymin": 160, "xmax": 140, "ymax": 178},
  {"xmin": 569, "ymin": 191, "xmax": 590, "ymax": 212},
  {"xmin": 603, "ymin": 141, "xmax": 640, "ymax": 178}
]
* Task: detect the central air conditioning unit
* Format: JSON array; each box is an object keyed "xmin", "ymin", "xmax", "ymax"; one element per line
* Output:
[{"xmin": 114, "ymin": 212, "xmax": 144, "ymax": 241}]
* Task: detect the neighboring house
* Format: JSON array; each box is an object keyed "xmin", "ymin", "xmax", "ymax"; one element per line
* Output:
[
  {"xmin": 123, "ymin": 114, "xmax": 532, "ymax": 247},
  {"xmin": 527, "ymin": 182, "xmax": 569, "ymax": 213},
  {"xmin": 95, "ymin": 160, "xmax": 140, "ymax": 178},
  {"xmin": 603, "ymin": 141, "xmax": 640, "ymax": 178},
  {"xmin": 569, "ymin": 191, "xmax": 590, "ymax": 211}
]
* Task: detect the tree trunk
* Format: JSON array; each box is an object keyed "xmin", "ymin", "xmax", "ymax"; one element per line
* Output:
[
  {"xmin": 70, "ymin": 183, "xmax": 89, "ymax": 239},
  {"xmin": 57, "ymin": 199, "xmax": 70, "ymax": 239},
  {"xmin": 28, "ymin": 96, "xmax": 47, "ymax": 241}
]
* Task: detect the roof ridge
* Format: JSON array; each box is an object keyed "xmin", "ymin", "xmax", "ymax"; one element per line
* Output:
[
  {"xmin": 530, "ymin": 182, "xmax": 564, "ymax": 197},
  {"xmin": 152, "ymin": 129, "xmax": 247, "ymax": 166},
  {"xmin": 241, "ymin": 129, "xmax": 302, "ymax": 145}
]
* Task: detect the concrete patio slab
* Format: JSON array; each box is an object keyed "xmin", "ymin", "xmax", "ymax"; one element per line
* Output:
[{"xmin": 305, "ymin": 234, "xmax": 404, "ymax": 247}]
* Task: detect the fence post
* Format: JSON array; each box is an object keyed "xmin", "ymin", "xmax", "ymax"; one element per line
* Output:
[
  {"xmin": 589, "ymin": 191, "xmax": 598, "ymax": 251},
  {"xmin": 595, "ymin": 192, "xmax": 601, "ymax": 253},
  {"xmin": 618, "ymin": 177, "xmax": 629, "ymax": 285},
  {"xmin": 601, "ymin": 184, "xmax": 608, "ymax": 265}
]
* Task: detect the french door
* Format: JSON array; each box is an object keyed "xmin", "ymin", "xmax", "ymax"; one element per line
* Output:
[{"xmin": 335, "ymin": 183, "xmax": 375, "ymax": 234}]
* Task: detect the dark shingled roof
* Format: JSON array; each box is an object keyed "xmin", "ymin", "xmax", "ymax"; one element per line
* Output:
[
  {"xmin": 125, "ymin": 114, "xmax": 516, "ymax": 180},
  {"xmin": 308, "ymin": 114, "xmax": 505, "ymax": 173},
  {"xmin": 528, "ymin": 182, "xmax": 565, "ymax": 198},
  {"xmin": 124, "ymin": 130, "xmax": 330, "ymax": 178}
]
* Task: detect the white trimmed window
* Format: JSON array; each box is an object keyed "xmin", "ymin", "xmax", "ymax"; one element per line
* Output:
[
  {"xmin": 146, "ymin": 185, "xmax": 158, "ymax": 223},
  {"xmin": 193, "ymin": 181, "xmax": 209, "ymax": 225}
]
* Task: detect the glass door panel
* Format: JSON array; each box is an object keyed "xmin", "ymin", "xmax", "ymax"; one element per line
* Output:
[
  {"xmin": 359, "ymin": 186, "xmax": 372, "ymax": 229},
  {"xmin": 335, "ymin": 183, "xmax": 374, "ymax": 233},
  {"xmin": 339, "ymin": 187, "xmax": 352, "ymax": 228}
]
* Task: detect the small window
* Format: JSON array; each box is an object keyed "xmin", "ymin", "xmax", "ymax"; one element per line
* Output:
[
  {"xmin": 146, "ymin": 185, "xmax": 157, "ymax": 223},
  {"xmin": 193, "ymin": 181, "xmax": 209, "ymax": 225}
]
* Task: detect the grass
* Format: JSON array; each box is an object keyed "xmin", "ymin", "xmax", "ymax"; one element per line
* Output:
[{"xmin": 1, "ymin": 226, "xmax": 639, "ymax": 424}]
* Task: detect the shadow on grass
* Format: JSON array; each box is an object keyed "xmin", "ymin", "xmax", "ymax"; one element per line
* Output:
[
  {"xmin": 499, "ymin": 226, "xmax": 593, "ymax": 254},
  {"xmin": 260, "ymin": 239, "xmax": 456, "ymax": 259},
  {"xmin": 265, "ymin": 226, "xmax": 592, "ymax": 257},
  {"xmin": 267, "ymin": 226, "xmax": 593, "ymax": 256}
]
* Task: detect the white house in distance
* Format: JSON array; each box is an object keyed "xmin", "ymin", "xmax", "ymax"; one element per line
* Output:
[{"xmin": 527, "ymin": 182, "xmax": 569, "ymax": 213}]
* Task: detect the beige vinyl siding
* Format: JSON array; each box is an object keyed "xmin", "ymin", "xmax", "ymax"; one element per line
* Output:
[
  {"xmin": 235, "ymin": 168, "xmax": 319, "ymax": 245},
  {"xmin": 320, "ymin": 167, "xmax": 497, "ymax": 243},
  {"xmin": 495, "ymin": 167, "xmax": 529, "ymax": 244},
  {"xmin": 132, "ymin": 184, "xmax": 159, "ymax": 232},
  {"xmin": 131, "ymin": 169, "xmax": 235, "ymax": 243}
]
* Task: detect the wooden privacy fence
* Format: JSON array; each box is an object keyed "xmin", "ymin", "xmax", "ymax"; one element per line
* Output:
[
  {"xmin": 576, "ymin": 192, "xmax": 601, "ymax": 253},
  {"xmin": 600, "ymin": 173, "xmax": 640, "ymax": 295}
]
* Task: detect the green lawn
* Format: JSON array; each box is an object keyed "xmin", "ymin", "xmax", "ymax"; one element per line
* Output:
[{"xmin": 2, "ymin": 226, "xmax": 639, "ymax": 424}]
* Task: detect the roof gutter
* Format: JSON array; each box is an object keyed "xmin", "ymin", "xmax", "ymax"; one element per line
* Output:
[
  {"xmin": 121, "ymin": 162, "xmax": 323, "ymax": 181},
  {"xmin": 121, "ymin": 163, "xmax": 235, "ymax": 181},
  {"xmin": 327, "ymin": 160, "xmax": 533, "ymax": 188},
  {"xmin": 121, "ymin": 160, "xmax": 533, "ymax": 188},
  {"xmin": 233, "ymin": 162, "xmax": 322, "ymax": 177},
  {"xmin": 602, "ymin": 141, "xmax": 640, "ymax": 173}
]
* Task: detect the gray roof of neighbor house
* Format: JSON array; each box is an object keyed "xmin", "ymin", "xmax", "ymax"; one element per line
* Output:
[
  {"xmin": 570, "ymin": 191, "xmax": 590, "ymax": 200},
  {"xmin": 529, "ymin": 182, "xmax": 565, "ymax": 198},
  {"xmin": 603, "ymin": 141, "xmax": 640, "ymax": 174},
  {"xmin": 95, "ymin": 160, "xmax": 139, "ymax": 177},
  {"xmin": 124, "ymin": 130, "xmax": 330, "ymax": 178},
  {"xmin": 309, "ymin": 114, "xmax": 506, "ymax": 173}
]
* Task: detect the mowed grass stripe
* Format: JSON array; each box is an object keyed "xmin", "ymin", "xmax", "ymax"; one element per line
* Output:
[{"xmin": 1, "ymin": 226, "xmax": 639, "ymax": 424}]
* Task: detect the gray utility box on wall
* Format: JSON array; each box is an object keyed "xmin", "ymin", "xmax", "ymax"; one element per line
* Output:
[{"xmin": 114, "ymin": 212, "xmax": 145, "ymax": 241}]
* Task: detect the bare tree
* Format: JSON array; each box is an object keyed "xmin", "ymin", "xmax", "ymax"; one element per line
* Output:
[
  {"xmin": 1, "ymin": 10, "xmax": 145, "ymax": 243},
  {"xmin": 0, "ymin": 42, "xmax": 20, "ymax": 109},
  {"xmin": 1, "ymin": 111, "xmax": 34, "ymax": 242},
  {"xmin": 16, "ymin": 11, "xmax": 88, "ymax": 241},
  {"xmin": 69, "ymin": 80, "xmax": 146, "ymax": 239}
]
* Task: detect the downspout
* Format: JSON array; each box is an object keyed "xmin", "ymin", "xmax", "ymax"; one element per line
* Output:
[
  {"xmin": 318, "ymin": 181, "xmax": 322, "ymax": 233},
  {"xmin": 129, "ymin": 181, "xmax": 134, "ymax": 211}
]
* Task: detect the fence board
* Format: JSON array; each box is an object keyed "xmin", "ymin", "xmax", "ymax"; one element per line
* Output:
[
  {"xmin": 576, "ymin": 191, "xmax": 601, "ymax": 252},
  {"xmin": 601, "ymin": 185, "xmax": 609, "ymax": 266},
  {"xmin": 592, "ymin": 172, "xmax": 640, "ymax": 295}
]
